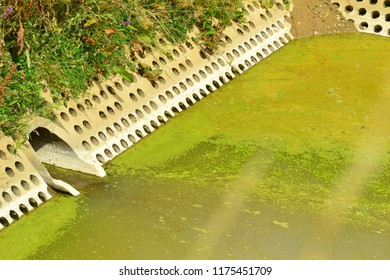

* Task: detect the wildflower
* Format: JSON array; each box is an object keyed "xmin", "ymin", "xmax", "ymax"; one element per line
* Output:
[
  {"xmin": 0, "ymin": 6, "xmax": 13, "ymax": 19},
  {"xmin": 122, "ymin": 19, "xmax": 131, "ymax": 26}
]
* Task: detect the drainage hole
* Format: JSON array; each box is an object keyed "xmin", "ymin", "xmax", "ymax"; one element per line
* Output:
[
  {"xmin": 38, "ymin": 192, "xmax": 48, "ymax": 202},
  {"xmin": 150, "ymin": 121, "xmax": 159, "ymax": 129},
  {"xmin": 100, "ymin": 90, "xmax": 108, "ymax": 99},
  {"xmin": 159, "ymin": 57, "xmax": 167, "ymax": 65},
  {"xmin": 11, "ymin": 186, "xmax": 21, "ymax": 196},
  {"xmin": 106, "ymin": 127, "xmax": 114, "ymax": 136},
  {"xmin": 185, "ymin": 59, "xmax": 193, "ymax": 67},
  {"xmin": 29, "ymin": 198, "xmax": 38, "ymax": 208},
  {"xmin": 2, "ymin": 191, "xmax": 12, "ymax": 202},
  {"xmin": 199, "ymin": 50, "xmax": 208, "ymax": 59},
  {"xmin": 150, "ymin": 101, "xmax": 158, "ymax": 110},
  {"xmin": 112, "ymin": 144, "xmax": 120, "ymax": 153},
  {"xmin": 192, "ymin": 74, "xmax": 200, "ymax": 82},
  {"xmin": 186, "ymin": 98, "xmax": 194, "ymax": 106},
  {"xmin": 359, "ymin": 22, "xmax": 369, "ymax": 30},
  {"xmin": 129, "ymin": 93, "xmax": 138, "ymax": 102},
  {"xmin": 104, "ymin": 149, "xmax": 113, "ymax": 158},
  {"xmin": 10, "ymin": 210, "xmax": 19, "ymax": 221},
  {"xmin": 137, "ymin": 89, "xmax": 145, "ymax": 98},
  {"xmin": 0, "ymin": 217, "xmax": 9, "ymax": 227},
  {"xmin": 69, "ymin": 108, "xmax": 77, "ymax": 117},
  {"xmin": 114, "ymin": 102, "xmax": 123, "ymax": 111},
  {"xmin": 179, "ymin": 103, "xmax": 187, "ymax": 110},
  {"xmin": 21, "ymin": 180, "xmax": 30, "ymax": 190},
  {"xmin": 129, "ymin": 114, "xmax": 137, "ymax": 122},
  {"xmin": 185, "ymin": 41, "xmax": 194, "ymax": 49},
  {"xmin": 135, "ymin": 109, "xmax": 144, "ymax": 118},
  {"xmin": 82, "ymin": 141, "xmax": 91, "ymax": 150},
  {"xmin": 85, "ymin": 99, "xmax": 93, "ymax": 108},
  {"xmin": 92, "ymin": 94, "xmax": 101, "ymax": 104},
  {"xmin": 120, "ymin": 139, "xmax": 129, "ymax": 148},
  {"xmin": 98, "ymin": 132, "xmax": 107, "ymax": 140},
  {"xmin": 159, "ymin": 95, "xmax": 167, "ymax": 103},
  {"xmin": 96, "ymin": 154, "xmax": 105, "ymax": 163},
  {"xmin": 179, "ymin": 64, "xmax": 186, "ymax": 72},
  {"xmin": 19, "ymin": 204, "xmax": 29, "ymax": 214},
  {"xmin": 121, "ymin": 118, "xmax": 130, "ymax": 127},
  {"xmin": 99, "ymin": 111, "xmax": 107, "ymax": 120},
  {"xmin": 225, "ymin": 35, "xmax": 232, "ymax": 43},
  {"xmin": 83, "ymin": 120, "xmax": 91, "ymax": 129},
  {"xmin": 143, "ymin": 105, "xmax": 151, "ymax": 114},
  {"xmin": 173, "ymin": 49, "xmax": 180, "ymax": 57},
  {"xmin": 74, "ymin": 125, "xmax": 83, "ymax": 134},
  {"xmin": 166, "ymin": 90, "xmax": 174, "ymax": 99},
  {"xmin": 90, "ymin": 136, "xmax": 99, "ymax": 145},
  {"xmin": 107, "ymin": 106, "xmax": 115, "ymax": 115},
  {"xmin": 345, "ymin": 5, "xmax": 353, "ymax": 12},
  {"xmin": 374, "ymin": 25, "xmax": 383, "ymax": 32},
  {"xmin": 115, "ymin": 82, "xmax": 123, "ymax": 91},
  {"xmin": 143, "ymin": 125, "xmax": 152, "ymax": 134},
  {"xmin": 128, "ymin": 134, "xmax": 137, "ymax": 143},
  {"xmin": 135, "ymin": 130, "xmax": 143, "ymax": 138},
  {"xmin": 372, "ymin": 10, "xmax": 380, "ymax": 19},
  {"xmin": 179, "ymin": 82, "xmax": 187, "ymax": 90},
  {"xmin": 172, "ymin": 86, "xmax": 180, "ymax": 95},
  {"xmin": 113, "ymin": 122, "xmax": 122, "ymax": 132},
  {"xmin": 158, "ymin": 116, "xmax": 166, "ymax": 124},
  {"xmin": 172, "ymin": 68, "xmax": 180, "ymax": 76},
  {"xmin": 60, "ymin": 112, "xmax": 69, "ymax": 121}
]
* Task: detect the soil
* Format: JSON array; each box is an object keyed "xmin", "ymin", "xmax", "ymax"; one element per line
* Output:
[{"xmin": 288, "ymin": 0, "xmax": 357, "ymax": 38}]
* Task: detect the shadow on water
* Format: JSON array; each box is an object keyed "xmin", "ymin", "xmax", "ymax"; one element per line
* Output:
[{"xmin": 1, "ymin": 33, "xmax": 389, "ymax": 259}]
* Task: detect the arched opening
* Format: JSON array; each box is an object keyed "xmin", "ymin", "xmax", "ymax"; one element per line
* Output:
[{"xmin": 28, "ymin": 127, "xmax": 104, "ymax": 177}]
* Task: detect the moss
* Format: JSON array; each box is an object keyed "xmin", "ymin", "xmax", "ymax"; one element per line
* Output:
[
  {"xmin": 106, "ymin": 33, "xmax": 390, "ymax": 229},
  {"xmin": 0, "ymin": 195, "xmax": 80, "ymax": 259}
]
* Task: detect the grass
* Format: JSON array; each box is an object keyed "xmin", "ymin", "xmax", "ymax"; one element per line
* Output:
[{"xmin": 0, "ymin": 0, "xmax": 261, "ymax": 142}]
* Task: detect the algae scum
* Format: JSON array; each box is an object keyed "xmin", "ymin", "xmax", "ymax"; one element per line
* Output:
[{"xmin": 1, "ymin": 33, "xmax": 390, "ymax": 259}]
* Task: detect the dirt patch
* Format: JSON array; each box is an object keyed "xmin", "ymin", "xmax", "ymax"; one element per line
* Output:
[{"xmin": 288, "ymin": 0, "xmax": 357, "ymax": 38}]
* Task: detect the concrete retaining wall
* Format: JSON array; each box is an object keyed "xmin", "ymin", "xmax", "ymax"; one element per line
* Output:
[{"xmin": 332, "ymin": 0, "xmax": 390, "ymax": 37}]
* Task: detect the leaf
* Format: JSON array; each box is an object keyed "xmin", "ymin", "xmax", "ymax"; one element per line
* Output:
[
  {"xmin": 112, "ymin": 67, "xmax": 134, "ymax": 83},
  {"xmin": 16, "ymin": 22, "xmax": 25, "ymax": 55},
  {"xmin": 142, "ymin": 69, "xmax": 163, "ymax": 81},
  {"xmin": 103, "ymin": 45, "xmax": 119, "ymax": 55},
  {"xmin": 138, "ymin": 62, "xmax": 152, "ymax": 71},
  {"xmin": 138, "ymin": 34, "xmax": 152, "ymax": 45},
  {"xmin": 25, "ymin": 49, "xmax": 31, "ymax": 69},
  {"xmin": 104, "ymin": 28, "xmax": 117, "ymax": 34},
  {"xmin": 84, "ymin": 18, "xmax": 99, "ymax": 27},
  {"xmin": 203, "ymin": 28, "xmax": 215, "ymax": 37},
  {"xmin": 261, "ymin": 0, "xmax": 274, "ymax": 9}
]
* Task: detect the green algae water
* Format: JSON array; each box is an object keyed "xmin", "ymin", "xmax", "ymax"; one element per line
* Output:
[{"xmin": 1, "ymin": 33, "xmax": 390, "ymax": 259}]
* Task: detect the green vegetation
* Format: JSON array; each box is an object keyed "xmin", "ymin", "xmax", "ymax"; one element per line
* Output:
[{"xmin": 0, "ymin": 0, "xmax": 252, "ymax": 141}]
